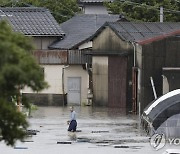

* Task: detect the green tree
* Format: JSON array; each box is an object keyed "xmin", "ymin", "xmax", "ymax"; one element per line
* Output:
[
  {"xmin": 104, "ymin": 0, "xmax": 180, "ymax": 22},
  {"xmin": 0, "ymin": 20, "xmax": 47, "ymax": 146},
  {"xmin": 0, "ymin": 0, "xmax": 80, "ymax": 23}
]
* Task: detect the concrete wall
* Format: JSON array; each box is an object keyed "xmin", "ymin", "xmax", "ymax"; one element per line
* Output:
[
  {"xmin": 64, "ymin": 65, "xmax": 89, "ymax": 105},
  {"xmin": 23, "ymin": 65, "xmax": 63, "ymax": 94},
  {"xmin": 23, "ymin": 65, "xmax": 89, "ymax": 105},
  {"xmin": 22, "ymin": 36, "xmax": 63, "ymax": 105},
  {"xmin": 23, "ymin": 65, "xmax": 64, "ymax": 106},
  {"xmin": 23, "ymin": 93, "xmax": 64, "ymax": 106},
  {"xmin": 83, "ymin": 5, "xmax": 108, "ymax": 14},
  {"xmin": 92, "ymin": 56, "xmax": 108, "ymax": 106},
  {"xmin": 32, "ymin": 37, "xmax": 58, "ymax": 50}
]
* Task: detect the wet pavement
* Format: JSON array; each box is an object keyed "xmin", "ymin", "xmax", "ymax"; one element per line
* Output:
[{"xmin": 0, "ymin": 106, "xmax": 180, "ymax": 154}]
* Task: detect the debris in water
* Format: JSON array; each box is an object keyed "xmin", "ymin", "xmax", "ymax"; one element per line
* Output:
[
  {"xmin": 114, "ymin": 145, "xmax": 129, "ymax": 148},
  {"xmin": 22, "ymin": 140, "xmax": 34, "ymax": 143},
  {"xmin": 114, "ymin": 145, "xmax": 143, "ymax": 149},
  {"xmin": 77, "ymin": 137, "xmax": 90, "ymax": 143},
  {"xmin": 26, "ymin": 129, "xmax": 40, "ymax": 136},
  {"xmin": 91, "ymin": 131, "xmax": 109, "ymax": 133},
  {"xmin": 57, "ymin": 141, "xmax": 72, "ymax": 144},
  {"xmin": 14, "ymin": 147, "xmax": 28, "ymax": 149}
]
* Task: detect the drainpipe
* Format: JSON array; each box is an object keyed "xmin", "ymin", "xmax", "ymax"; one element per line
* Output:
[
  {"xmin": 131, "ymin": 42, "xmax": 137, "ymax": 114},
  {"xmin": 131, "ymin": 42, "xmax": 142, "ymax": 132},
  {"xmin": 131, "ymin": 42, "xmax": 136, "ymax": 67},
  {"xmin": 62, "ymin": 65, "xmax": 69, "ymax": 107}
]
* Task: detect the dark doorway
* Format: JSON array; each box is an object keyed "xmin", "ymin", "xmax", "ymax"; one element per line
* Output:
[{"xmin": 108, "ymin": 56, "xmax": 127, "ymax": 108}]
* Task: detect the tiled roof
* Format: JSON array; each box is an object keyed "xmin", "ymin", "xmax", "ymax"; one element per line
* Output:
[
  {"xmin": 0, "ymin": 7, "xmax": 64, "ymax": 36},
  {"xmin": 92, "ymin": 22, "xmax": 180, "ymax": 44},
  {"xmin": 50, "ymin": 14, "xmax": 119, "ymax": 49}
]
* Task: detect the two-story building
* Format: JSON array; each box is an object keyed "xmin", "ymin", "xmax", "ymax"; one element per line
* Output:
[
  {"xmin": 0, "ymin": 7, "xmax": 120, "ymax": 106},
  {"xmin": 0, "ymin": 7, "xmax": 66, "ymax": 105}
]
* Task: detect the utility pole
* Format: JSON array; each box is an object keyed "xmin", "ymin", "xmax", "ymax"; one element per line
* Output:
[{"xmin": 160, "ymin": 6, "xmax": 163, "ymax": 22}]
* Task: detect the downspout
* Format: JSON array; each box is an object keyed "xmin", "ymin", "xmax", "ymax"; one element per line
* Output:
[
  {"xmin": 132, "ymin": 42, "xmax": 141, "ymax": 133},
  {"xmin": 131, "ymin": 42, "xmax": 136, "ymax": 67},
  {"xmin": 131, "ymin": 42, "xmax": 137, "ymax": 113},
  {"xmin": 62, "ymin": 67, "xmax": 65, "ymax": 107},
  {"xmin": 62, "ymin": 65, "xmax": 69, "ymax": 107}
]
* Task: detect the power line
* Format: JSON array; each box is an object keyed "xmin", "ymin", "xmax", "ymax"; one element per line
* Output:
[{"xmin": 116, "ymin": 0, "xmax": 180, "ymax": 14}]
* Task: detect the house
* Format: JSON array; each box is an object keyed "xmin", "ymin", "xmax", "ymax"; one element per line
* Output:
[
  {"xmin": 78, "ymin": 0, "xmax": 114, "ymax": 14},
  {"xmin": 0, "ymin": 7, "xmax": 66, "ymax": 106},
  {"xmin": 0, "ymin": 7, "xmax": 120, "ymax": 106},
  {"xmin": 89, "ymin": 21, "xmax": 180, "ymax": 112},
  {"xmin": 49, "ymin": 14, "xmax": 119, "ymax": 106}
]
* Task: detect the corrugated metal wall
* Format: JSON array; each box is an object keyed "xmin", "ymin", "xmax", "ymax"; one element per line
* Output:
[
  {"xmin": 33, "ymin": 50, "xmax": 67, "ymax": 64},
  {"xmin": 108, "ymin": 56, "xmax": 127, "ymax": 108},
  {"xmin": 140, "ymin": 36, "xmax": 180, "ymax": 110}
]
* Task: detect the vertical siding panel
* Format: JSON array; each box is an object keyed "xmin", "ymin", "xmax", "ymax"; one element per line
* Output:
[
  {"xmin": 33, "ymin": 50, "xmax": 68, "ymax": 64},
  {"xmin": 108, "ymin": 56, "xmax": 127, "ymax": 108},
  {"xmin": 68, "ymin": 50, "xmax": 92, "ymax": 64}
]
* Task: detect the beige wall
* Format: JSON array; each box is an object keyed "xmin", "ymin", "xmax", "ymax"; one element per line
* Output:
[
  {"xmin": 78, "ymin": 41, "xmax": 92, "ymax": 50},
  {"xmin": 32, "ymin": 37, "xmax": 58, "ymax": 50},
  {"xmin": 92, "ymin": 56, "xmax": 108, "ymax": 106},
  {"xmin": 23, "ymin": 65, "xmax": 63, "ymax": 94},
  {"xmin": 84, "ymin": 5, "xmax": 108, "ymax": 14},
  {"xmin": 24, "ymin": 36, "xmax": 89, "ymax": 106},
  {"xmin": 23, "ymin": 65, "xmax": 89, "ymax": 105},
  {"xmin": 64, "ymin": 65, "xmax": 89, "ymax": 105}
]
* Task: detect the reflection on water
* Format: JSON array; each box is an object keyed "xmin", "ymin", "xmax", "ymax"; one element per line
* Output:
[
  {"xmin": 31, "ymin": 106, "xmax": 132, "ymax": 119},
  {"xmin": 0, "ymin": 106, "xmax": 151, "ymax": 154},
  {"xmin": 68, "ymin": 132, "xmax": 77, "ymax": 141},
  {"xmin": 30, "ymin": 106, "xmax": 142, "ymax": 137}
]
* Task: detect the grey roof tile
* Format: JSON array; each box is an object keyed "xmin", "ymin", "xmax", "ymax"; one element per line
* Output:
[
  {"xmin": 106, "ymin": 22, "xmax": 180, "ymax": 43},
  {"xmin": 50, "ymin": 14, "xmax": 119, "ymax": 49},
  {"xmin": 0, "ymin": 7, "xmax": 64, "ymax": 36}
]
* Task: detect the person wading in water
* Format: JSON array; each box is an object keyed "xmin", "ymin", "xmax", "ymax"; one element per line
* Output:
[{"xmin": 67, "ymin": 106, "xmax": 77, "ymax": 132}]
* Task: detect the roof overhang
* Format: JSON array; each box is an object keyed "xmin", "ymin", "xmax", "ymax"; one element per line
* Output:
[
  {"xmin": 85, "ymin": 51, "xmax": 128, "ymax": 56},
  {"xmin": 90, "ymin": 22, "xmax": 180, "ymax": 46},
  {"xmin": 137, "ymin": 29, "xmax": 180, "ymax": 45},
  {"xmin": 25, "ymin": 34, "xmax": 64, "ymax": 37}
]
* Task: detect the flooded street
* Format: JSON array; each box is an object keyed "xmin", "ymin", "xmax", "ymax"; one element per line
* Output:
[{"xmin": 0, "ymin": 106, "xmax": 179, "ymax": 154}]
